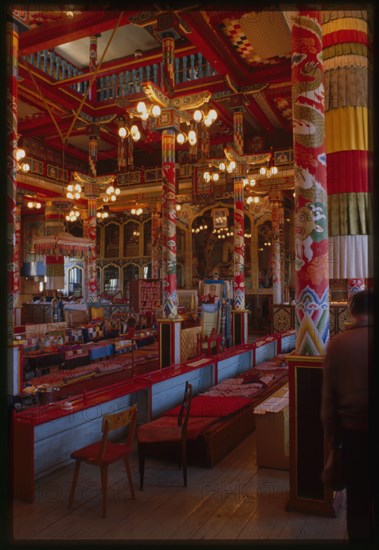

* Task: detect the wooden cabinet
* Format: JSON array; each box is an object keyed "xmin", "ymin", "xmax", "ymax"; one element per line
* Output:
[{"xmin": 129, "ymin": 279, "xmax": 161, "ymax": 314}]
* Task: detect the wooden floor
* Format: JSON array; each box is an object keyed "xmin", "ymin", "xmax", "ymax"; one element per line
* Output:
[{"xmin": 12, "ymin": 430, "xmax": 347, "ymax": 543}]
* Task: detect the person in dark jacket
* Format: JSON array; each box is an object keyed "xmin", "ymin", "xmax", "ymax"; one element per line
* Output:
[{"xmin": 321, "ymin": 289, "xmax": 374, "ymax": 542}]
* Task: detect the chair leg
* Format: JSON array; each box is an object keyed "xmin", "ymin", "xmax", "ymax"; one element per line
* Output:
[
  {"xmin": 138, "ymin": 443, "xmax": 145, "ymax": 491},
  {"xmin": 68, "ymin": 460, "xmax": 81, "ymax": 509},
  {"xmin": 123, "ymin": 456, "xmax": 136, "ymax": 500},
  {"xmin": 100, "ymin": 465, "xmax": 108, "ymax": 518}
]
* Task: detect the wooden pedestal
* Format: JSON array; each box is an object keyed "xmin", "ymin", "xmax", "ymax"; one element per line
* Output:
[{"xmin": 285, "ymin": 354, "xmax": 342, "ymax": 517}]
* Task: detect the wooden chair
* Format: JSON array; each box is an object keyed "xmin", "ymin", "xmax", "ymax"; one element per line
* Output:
[
  {"xmin": 68, "ymin": 404, "xmax": 137, "ymax": 518},
  {"xmin": 137, "ymin": 381, "xmax": 193, "ymax": 490}
]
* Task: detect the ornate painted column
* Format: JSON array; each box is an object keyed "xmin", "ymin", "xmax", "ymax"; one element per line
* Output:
[
  {"xmin": 6, "ymin": 16, "xmax": 25, "ymax": 396},
  {"xmin": 89, "ymin": 34, "xmax": 98, "ymax": 101},
  {"xmin": 292, "ymin": 11, "xmax": 329, "ymax": 356},
  {"xmin": 7, "ymin": 18, "xmax": 20, "ymax": 343},
  {"xmin": 232, "ymin": 109, "xmax": 248, "ymax": 345},
  {"xmin": 286, "ymin": 10, "xmax": 334, "ymax": 518},
  {"xmin": 270, "ymin": 191, "xmax": 283, "ymax": 305},
  {"xmin": 156, "ymin": 30, "xmax": 180, "ymax": 368},
  {"xmin": 151, "ymin": 207, "xmax": 160, "ymax": 280},
  {"xmin": 83, "ymin": 196, "xmax": 98, "ymax": 302},
  {"xmin": 322, "ymin": 11, "xmax": 373, "ymax": 293},
  {"xmin": 84, "ymin": 133, "xmax": 99, "ymax": 302}
]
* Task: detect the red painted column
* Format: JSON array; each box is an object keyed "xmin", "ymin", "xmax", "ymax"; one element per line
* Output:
[
  {"xmin": 270, "ymin": 191, "xmax": 283, "ymax": 305},
  {"xmin": 286, "ymin": 10, "xmax": 334, "ymax": 519},
  {"xmin": 322, "ymin": 11, "xmax": 373, "ymax": 290},
  {"xmin": 151, "ymin": 208, "xmax": 160, "ymax": 280},
  {"xmin": 161, "ymin": 130, "xmax": 177, "ymax": 318},
  {"xmin": 7, "ymin": 20, "xmax": 20, "ymax": 342},
  {"xmin": 232, "ymin": 110, "xmax": 248, "ymax": 344},
  {"xmin": 292, "ymin": 10, "xmax": 329, "ymax": 355},
  {"xmin": 85, "ymin": 197, "xmax": 98, "ymax": 302},
  {"xmin": 89, "ymin": 34, "xmax": 98, "ymax": 101},
  {"xmin": 84, "ymin": 134, "xmax": 98, "ymax": 302}
]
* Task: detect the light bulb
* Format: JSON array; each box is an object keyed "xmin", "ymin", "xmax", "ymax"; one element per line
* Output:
[
  {"xmin": 132, "ymin": 130, "xmax": 141, "ymax": 142},
  {"xmin": 151, "ymin": 104, "xmax": 161, "ymax": 117},
  {"xmin": 176, "ymin": 204, "xmax": 181, "ymax": 211},
  {"xmin": 103, "ymin": 196, "xmax": 109, "ymax": 202},
  {"xmin": 74, "ymin": 184, "xmax": 81, "ymax": 192},
  {"xmin": 111, "ymin": 195, "xmax": 116, "ymax": 202},
  {"xmin": 27, "ymin": 201, "xmax": 34, "ymax": 208},
  {"xmin": 243, "ymin": 178, "xmax": 249, "ymax": 186},
  {"xmin": 65, "ymin": 215, "xmax": 70, "ymax": 221},
  {"xmin": 74, "ymin": 192, "xmax": 81, "ymax": 200},
  {"xmin": 67, "ymin": 192, "xmax": 73, "ymax": 199},
  {"xmin": 137, "ymin": 101, "xmax": 146, "ymax": 113},
  {"xmin": 259, "ymin": 166, "xmax": 267, "ymax": 176},
  {"xmin": 254, "ymin": 197, "xmax": 260, "ymax": 203},
  {"xmin": 208, "ymin": 109, "xmax": 217, "ymax": 121},
  {"xmin": 219, "ymin": 162, "xmax": 226, "ymax": 171},
  {"xmin": 36, "ymin": 202, "xmax": 42, "ymax": 209},
  {"xmin": 21, "ymin": 162, "xmax": 30, "ymax": 172},
  {"xmin": 177, "ymin": 133, "xmax": 186, "ymax": 145},
  {"xmin": 118, "ymin": 126, "xmax": 127, "ymax": 139},
  {"xmin": 97, "ymin": 212, "xmax": 101, "ymax": 218},
  {"xmin": 115, "ymin": 188, "xmax": 120, "ymax": 195},
  {"xmin": 141, "ymin": 111, "xmax": 149, "ymax": 121},
  {"xmin": 204, "ymin": 116, "xmax": 212, "ymax": 127},
  {"xmin": 104, "ymin": 212, "xmax": 109, "ymax": 218},
  {"xmin": 270, "ymin": 166, "xmax": 278, "ymax": 175},
  {"xmin": 16, "ymin": 147, "xmax": 26, "ymax": 161},
  {"xmin": 229, "ymin": 161, "xmax": 236, "ymax": 170},
  {"xmin": 246, "ymin": 196, "xmax": 253, "ymax": 204},
  {"xmin": 131, "ymin": 208, "xmax": 136, "ymax": 215},
  {"xmin": 249, "ymin": 178, "xmax": 256, "ymax": 186},
  {"xmin": 193, "ymin": 110, "xmax": 203, "ymax": 122},
  {"xmin": 212, "ymin": 173, "xmax": 219, "ymax": 182},
  {"xmin": 67, "ymin": 184, "xmax": 74, "ymax": 192},
  {"xmin": 203, "ymin": 172, "xmax": 211, "ymax": 183},
  {"xmin": 188, "ymin": 130, "xmax": 197, "ymax": 145}
]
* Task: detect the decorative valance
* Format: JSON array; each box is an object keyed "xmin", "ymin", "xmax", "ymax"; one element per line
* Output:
[{"xmin": 34, "ymin": 232, "xmax": 93, "ymax": 258}]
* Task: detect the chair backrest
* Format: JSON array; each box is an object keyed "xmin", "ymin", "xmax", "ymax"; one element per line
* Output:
[
  {"xmin": 96, "ymin": 404, "xmax": 138, "ymax": 464},
  {"xmin": 177, "ymin": 381, "xmax": 192, "ymax": 437}
]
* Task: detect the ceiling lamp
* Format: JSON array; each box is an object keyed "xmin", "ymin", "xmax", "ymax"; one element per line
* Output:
[
  {"xmin": 96, "ymin": 208, "xmax": 109, "ymax": 220},
  {"xmin": 117, "ymin": 117, "xmax": 141, "ymax": 142},
  {"xmin": 103, "ymin": 184, "xmax": 121, "ymax": 203},
  {"xmin": 135, "ymin": 101, "xmax": 161, "ymax": 121},
  {"xmin": 65, "ymin": 209, "xmax": 80, "ymax": 222},
  {"xmin": 66, "ymin": 182, "xmax": 82, "ymax": 200},
  {"xmin": 15, "ymin": 146, "xmax": 30, "ymax": 173},
  {"xmin": 131, "ymin": 207, "xmax": 143, "ymax": 216},
  {"xmin": 193, "ymin": 108, "xmax": 217, "ymax": 127},
  {"xmin": 27, "ymin": 199, "xmax": 42, "ymax": 209},
  {"xmin": 177, "ymin": 128, "xmax": 197, "ymax": 146}
]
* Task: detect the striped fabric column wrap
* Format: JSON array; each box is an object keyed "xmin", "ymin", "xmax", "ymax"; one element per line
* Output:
[{"xmin": 323, "ymin": 10, "xmax": 373, "ymax": 278}]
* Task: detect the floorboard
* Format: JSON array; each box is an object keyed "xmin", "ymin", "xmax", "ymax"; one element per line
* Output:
[{"xmin": 12, "ymin": 430, "xmax": 347, "ymax": 543}]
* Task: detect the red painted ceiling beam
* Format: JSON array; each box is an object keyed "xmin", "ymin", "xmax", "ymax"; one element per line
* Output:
[
  {"xmin": 179, "ymin": 11, "xmax": 253, "ymax": 86},
  {"xmin": 19, "ymin": 11, "xmax": 140, "ymax": 55},
  {"xmin": 245, "ymin": 100, "xmax": 275, "ymax": 133}
]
